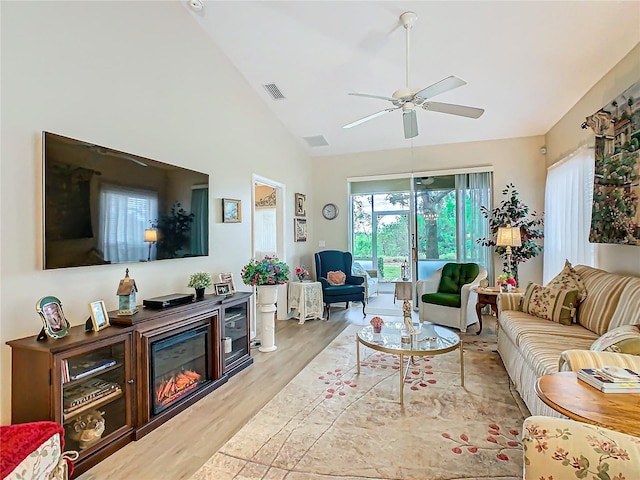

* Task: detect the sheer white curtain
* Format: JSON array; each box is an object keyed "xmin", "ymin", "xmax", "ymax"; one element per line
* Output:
[
  {"xmin": 543, "ymin": 145, "xmax": 596, "ymax": 283},
  {"xmin": 254, "ymin": 207, "xmax": 276, "ymax": 259},
  {"xmin": 456, "ymin": 172, "xmax": 492, "ymax": 278},
  {"xmin": 98, "ymin": 184, "xmax": 158, "ymax": 263}
]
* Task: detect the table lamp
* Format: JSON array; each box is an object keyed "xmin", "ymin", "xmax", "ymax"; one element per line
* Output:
[
  {"xmin": 144, "ymin": 228, "xmax": 158, "ymax": 261},
  {"xmin": 496, "ymin": 224, "xmax": 522, "ymax": 274}
]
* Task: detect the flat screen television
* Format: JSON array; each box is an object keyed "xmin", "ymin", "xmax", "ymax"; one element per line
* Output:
[{"xmin": 42, "ymin": 132, "xmax": 209, "ymax": 269}]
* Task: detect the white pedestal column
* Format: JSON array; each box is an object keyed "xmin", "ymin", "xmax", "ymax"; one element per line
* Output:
[{"xmin": 257, "ymin": 285, "xmax": 279, "ymax": 352}]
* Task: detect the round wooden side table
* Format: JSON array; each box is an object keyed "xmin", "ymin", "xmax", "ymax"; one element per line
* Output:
[{"xmin": 535, "ymin": 371, "xmax": 640, "ymax": 437}]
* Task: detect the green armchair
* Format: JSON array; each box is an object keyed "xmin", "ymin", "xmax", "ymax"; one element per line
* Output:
[{"xmin": 416, "ymin": 262, "xmax": 487, "ymax": 332}]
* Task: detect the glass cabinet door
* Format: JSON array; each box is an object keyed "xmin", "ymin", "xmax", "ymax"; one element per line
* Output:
[
  {"xmin": 223, "ymin": 302, "xmax": 248, "ymax": 370},
  {"xmin": 61, "ymin": 335, "xmax": 132, "ymax": 455}
]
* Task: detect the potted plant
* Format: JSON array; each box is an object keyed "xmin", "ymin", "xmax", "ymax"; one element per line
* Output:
[
  {"xmin": 187, "ymin": 272, "xmax": 212, "ymax": 299},
  {"xmin": 477, "ymin": 183, "xmax": 544, "ymax": 284}
]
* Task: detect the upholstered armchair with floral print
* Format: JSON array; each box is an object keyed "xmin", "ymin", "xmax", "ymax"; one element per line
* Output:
[{"xmin": 522, "ymin": 416, "xmax": 640, "ymax": 480}]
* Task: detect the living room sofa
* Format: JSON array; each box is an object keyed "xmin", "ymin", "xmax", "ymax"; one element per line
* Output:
[{"xmin": 497, "ymin": 264, "xmax": 640, "ymax": 417}]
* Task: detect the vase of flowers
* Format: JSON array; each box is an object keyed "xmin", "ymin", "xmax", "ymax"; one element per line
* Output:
[
  {"xmin": 370, "ymin": 316, "xmax": 384, "ymax": 334},
  {"xmin": 497, "ymin": 272, "xmax": 516, "ymax": 292},
  {"xmin": 187, "ymin": 272, "xmax": 212, "ymax": 299},
  {"xmin": 294, "ymin": 266, "xmax": 309, "ymax": 282}
]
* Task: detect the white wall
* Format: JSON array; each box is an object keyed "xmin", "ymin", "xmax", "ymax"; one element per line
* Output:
[
  {"xmin": 0, "ymin": 1, "xmax": 314, "ymax": 424},
  {"xmin": 311, "ymin": 136, "xmax": 547, "ymax": 285},
  {"xmin": 545, "ymin": 43, "xmax": 640, "ymax": 276}
]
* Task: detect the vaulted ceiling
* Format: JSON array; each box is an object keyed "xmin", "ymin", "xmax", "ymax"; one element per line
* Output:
[{"xmin": 186, "ymin": 1, "xmax": 640, "ymax": 157}]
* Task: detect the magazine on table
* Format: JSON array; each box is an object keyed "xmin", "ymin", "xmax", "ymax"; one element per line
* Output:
[{"xmin": 577, "ymin": 367, "xmax": 640, "ymax": 393}]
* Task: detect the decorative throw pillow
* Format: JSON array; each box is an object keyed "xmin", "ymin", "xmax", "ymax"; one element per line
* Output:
[
  {"xmin": 327, "ymin": 270, "xmax": 346, "ymax": 286},
  {"xmin": 590, "ymin": 324, "xmax": 640, "ymax": 355},
  {"xmin": 521, "ymin": 282, "xmax": 579, "ymax": 325},
  {"xmin": 546, "ymin": 259, "xmax": 587, "ymax": 304}
]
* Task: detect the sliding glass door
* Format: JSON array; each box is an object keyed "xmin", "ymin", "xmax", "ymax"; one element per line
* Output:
[{"xmin": 350, "ymin": 170, "xmax": 493, "ymax": 299}]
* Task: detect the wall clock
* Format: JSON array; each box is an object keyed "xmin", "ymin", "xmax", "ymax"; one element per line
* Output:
[{"xmin": 322, "ymin": 203, "xmax": 339, "ymax": 220}]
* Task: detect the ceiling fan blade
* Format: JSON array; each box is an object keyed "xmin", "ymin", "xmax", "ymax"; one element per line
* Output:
[
  {"xmin": 343, "ymin": 108, "xmax": 397, "ymax": 129},
  {"xmin": 403, "ymin": 110, "xmax": 418, "ymax": 139},
  {"xmin": 348, "ymin": 92, "xmax": 399, "ymax": 103},
  {"xmin": 422, "ymin": 101, "xmax": 484, "ymax": 119},
  {"xmin": 414, "ymin": 76, "xmax": 467, "ymax": 101}
]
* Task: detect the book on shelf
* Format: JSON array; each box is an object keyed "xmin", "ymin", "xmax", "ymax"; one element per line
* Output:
[
  {"xmin": 68, "ymin": 358, "xmax": 117, "ymax": 381},
  {"xmin": 63, "ymin": 388, "xmax": 123, "ymax": 420},
  {"xmin": 64, "ymin": 378, "xmax": 121, "ymax": 409},
  {"xmin": 577, "ymin": 367, "xmax": 640, "ymax": 393}
]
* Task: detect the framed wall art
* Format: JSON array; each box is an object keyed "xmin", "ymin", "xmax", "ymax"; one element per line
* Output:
[
  {"xmin": 36, "ymin": 296, "xmax": 71, "ymax": 339},
  {"xmin": 222, "ymin": 198, "xmax": 242, "ymax": 223},
  {"xmin": 295, "ymin": 193, "xmax": 306, "ymax": 217},
  {"xmin": 88, "ymin": 300, "xmax": 111, "ymax": 332},
  {"xmin": 294, "ymin": 218, "xmax": 307, "ymax": 242}
]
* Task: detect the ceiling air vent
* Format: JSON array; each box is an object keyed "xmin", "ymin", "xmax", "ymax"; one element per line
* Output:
[
  {"xmin": 303, "ymin": 135, "xmax": 329, "ymax": 147},
  {"xmin": 263, "ymin": 83, "xmax": 285, "ymax": 100}
]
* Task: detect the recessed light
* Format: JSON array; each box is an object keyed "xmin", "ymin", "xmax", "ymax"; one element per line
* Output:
[{"xmin": 188, "ymin": 0, "xmax": 204, "ymax": 12}]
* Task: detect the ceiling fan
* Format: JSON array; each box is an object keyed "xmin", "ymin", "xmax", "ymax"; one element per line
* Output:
[{"xmin": 343, "ymin": 11, "xmax": 484, "ymax": 139}]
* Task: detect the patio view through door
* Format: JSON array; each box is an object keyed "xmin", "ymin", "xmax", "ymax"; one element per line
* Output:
[{"xmin": 350, "ymin": 171, "xmax": 492, "ymax": 315}]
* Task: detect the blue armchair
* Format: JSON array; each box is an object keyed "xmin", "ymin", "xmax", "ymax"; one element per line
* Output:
[{"xmin": 314, "ymin": 250, "xmax": 365, "ymax": 319}]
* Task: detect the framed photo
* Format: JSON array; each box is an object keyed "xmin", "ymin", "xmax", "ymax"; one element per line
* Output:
[
  {"xmin": 222, "ymin": 198, "xmax": 242, "ymax": 223},
  {"xmin": 215, "ymin": 282, "xmax": 232, "ymax": 296},
  {"xmin": 88, "ymin": 300, "xmax": 110, "ymax": 332},
  {"xmin": 218, "ymin": 272, "xmax": 236, "ymax": 293},
  {"xmin": 36, "ymin": 296, "xmax": 71, "ymax": 339},
  {"xmin": 294, "ymin": 193, "xmax": 306, "ymax": 217},
  {"xmin": 294, "ymin": 217, "xmax": 307, "ymax": 242}
]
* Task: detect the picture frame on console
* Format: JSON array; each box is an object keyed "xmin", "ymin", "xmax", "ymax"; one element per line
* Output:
[
  {"xmin": 218, "ymin": 272, "xmax": 236, "ymax": 293},
  {"xmin": 215, "ymin": 282, "xmax": 233, "ymax": 296},
  {"xmin": 88, "ymin": 300, "xmax": 110, "ymax": 332},
  {"xmin": 222, "ymin": 198, "xmax": 241, "ymax": 223},
  {"xmin": 36, "ymin": 296, "xmax": 71, "ymax": 339}
]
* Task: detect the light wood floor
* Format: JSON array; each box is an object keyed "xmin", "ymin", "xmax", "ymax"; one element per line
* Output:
[{"xmin": 77, "ymin": 306, "xmax": 369, "ymax": 480}]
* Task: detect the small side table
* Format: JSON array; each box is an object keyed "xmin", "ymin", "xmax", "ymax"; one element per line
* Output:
[
  {"xmin": 536, "ymin": 371, "xmax": 640, "ymax": 437},
  {"xmin": 472, "ymin": 287, "xmax": 523, "ymax": 335},
  {"xmin": 288, "ymin": 281, "xmax": 323, "ymax": 324}
]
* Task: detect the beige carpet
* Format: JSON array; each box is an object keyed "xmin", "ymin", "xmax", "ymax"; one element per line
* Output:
[{"xmin": 191, "ymin": 318, "xmax": 527, "ymax": 480}]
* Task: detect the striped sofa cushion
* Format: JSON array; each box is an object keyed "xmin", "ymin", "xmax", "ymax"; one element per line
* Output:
[
  {"xmin": 559, "ymin": 349, "xmax": 640, "ymax": 372},
  {"xmin": 608, "ymin": 276, "xmax": 640, "ymax": 331},
  {"xmin": 498, "ymin": 311, "xmax": 598, "ymax": 347},
  {"xmin": 573, "ymin": 265, "xmax": 632, "ymax": 335},
  {"xmin": 518, "ymin": 333, "xmax": 595, "ymax": 377}
]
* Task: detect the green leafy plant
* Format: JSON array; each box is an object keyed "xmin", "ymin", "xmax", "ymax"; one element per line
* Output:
[
  {"xmin": 477, "ymin": 183, "xmax": 544, "ymax": 283},
  {"xmin": 187, "ymin": 272, "xmax": 212, "ymax": 289},
  {"xmin": 241, "ymin": 256, "xmax": 290, "ymax": 286}
]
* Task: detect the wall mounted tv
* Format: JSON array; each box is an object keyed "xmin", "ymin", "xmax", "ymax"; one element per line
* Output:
[{"xmin": 43, "ymin": 132, "xmax": 209, "ymax": 269}]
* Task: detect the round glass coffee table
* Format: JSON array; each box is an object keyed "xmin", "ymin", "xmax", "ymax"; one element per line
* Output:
[{"xmin": 356, "ymin": 323, "xmax": 463, "ymax": 405}]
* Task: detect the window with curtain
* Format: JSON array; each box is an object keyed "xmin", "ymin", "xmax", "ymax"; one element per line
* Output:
[
  {"xmin": 98, "ymin": 184, "xmax": 158, "ymax": 263},
  {"xmin": 543, "ymin": 145, "xmax": 596, "ymax": 283}
]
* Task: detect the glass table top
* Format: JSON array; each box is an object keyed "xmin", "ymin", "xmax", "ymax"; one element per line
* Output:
[{"xmin": 357, "ymin": 322, "xmax": 460, "ymax": 355}]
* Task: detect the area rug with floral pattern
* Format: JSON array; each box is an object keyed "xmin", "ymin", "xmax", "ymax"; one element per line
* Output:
[{"xmin": 191, "ymin": 319, "xmax": 527, "ymax": 480}]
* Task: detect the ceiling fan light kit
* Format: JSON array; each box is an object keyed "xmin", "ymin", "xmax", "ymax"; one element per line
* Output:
[{"xmin": 343, "ymin": 11, "xmax": 484, "ymax": 139}]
